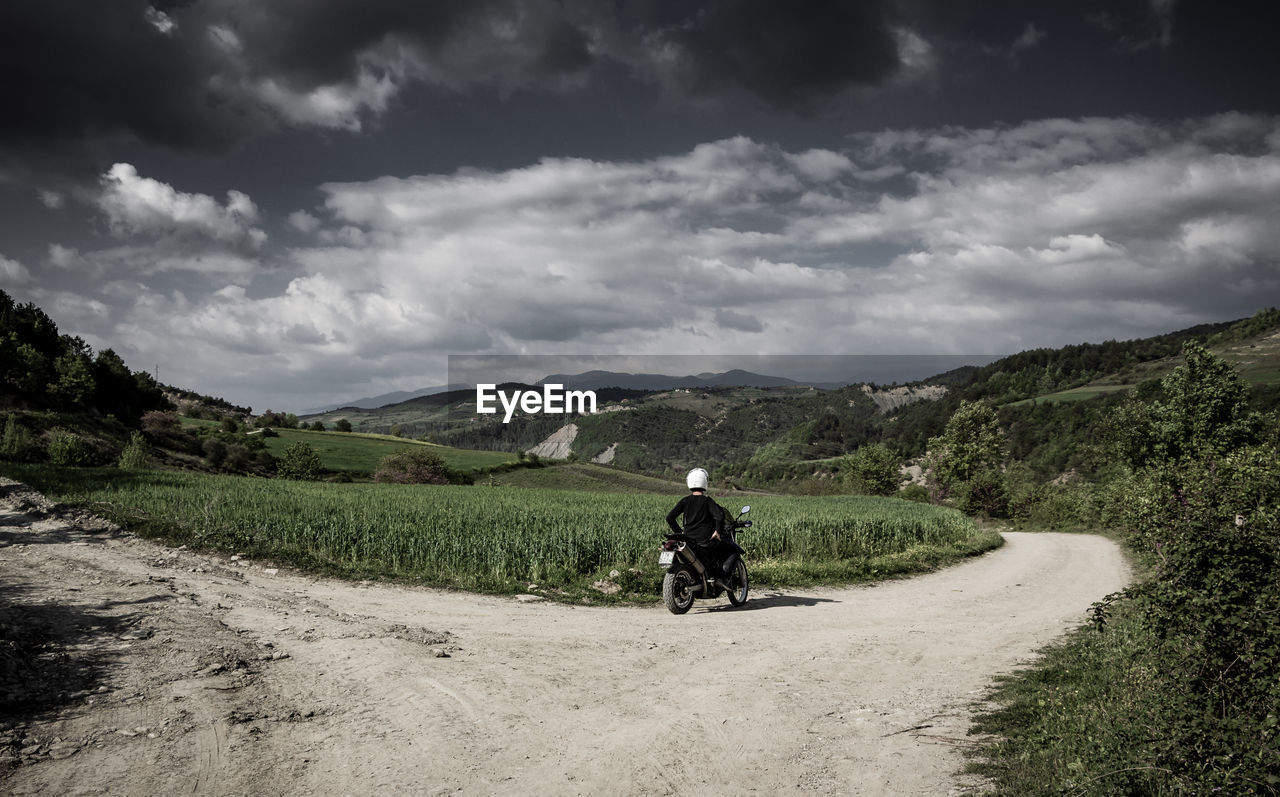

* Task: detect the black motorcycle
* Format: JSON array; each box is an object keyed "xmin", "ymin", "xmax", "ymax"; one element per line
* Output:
[{"xmin": 659, "ymin": 505, "xmax": 751, "ymax": 614}]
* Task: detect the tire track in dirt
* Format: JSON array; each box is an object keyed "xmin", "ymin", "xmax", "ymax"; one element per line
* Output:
[{"xmin": 1, "ymin": 480, "xmax": 1129, "ymax": 796}]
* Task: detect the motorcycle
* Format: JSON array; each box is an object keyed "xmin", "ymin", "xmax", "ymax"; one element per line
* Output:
[{"xmin": 659, "ymin": 505, "xmax": 752, "ymax": 614}]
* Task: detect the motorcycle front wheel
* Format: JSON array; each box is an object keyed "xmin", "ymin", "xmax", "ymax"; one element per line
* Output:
[
  {"xmin": 662, "ymin": 568, "xmax": 696, "ymax": 615},
  {"xmin": 726, "ymin": 559, "xmax": 749, "ymax": 607}
]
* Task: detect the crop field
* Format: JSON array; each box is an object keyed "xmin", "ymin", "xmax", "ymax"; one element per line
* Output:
[{"xmin": 2, "ymin": 465, "xmax": 1001, "ymax": 598}]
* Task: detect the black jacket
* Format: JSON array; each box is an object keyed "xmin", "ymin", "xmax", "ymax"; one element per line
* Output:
[{"xmin": 666, "ymin": 493, "xmax": 725, "ymax": 545}]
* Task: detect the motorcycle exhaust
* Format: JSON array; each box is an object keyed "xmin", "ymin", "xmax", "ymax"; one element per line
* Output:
[{"xmin": 680, "ymin": 544, "xmax": 711, "ymax": 575}]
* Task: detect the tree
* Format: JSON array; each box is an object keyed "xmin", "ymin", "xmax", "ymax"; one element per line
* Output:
[
  {"xmin": 1110, "ymin": 339, "xmax": 1263, "ymax": 470},
  {"xmin": 926, "ymin": 400, "xmax": 1006, "ymax": 492},
  {"xmin": 334, "ymin": 418, "xmax": 352, "ymax": 433},
  {"xmin": 277, "ymin": 441, "xmax": 322, "ymax": 480},
  {"xmin": 48, "ymin": 350, "xmax": 95, "ymax": 408},
  {"xmin": 842, "ymin": 443, "xmax": 900, "ymax": 495}
]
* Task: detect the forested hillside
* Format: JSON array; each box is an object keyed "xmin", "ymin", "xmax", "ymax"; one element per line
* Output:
[{"xmin": 0, "ymin": 290, "xmax": 168, "ymax": 423}]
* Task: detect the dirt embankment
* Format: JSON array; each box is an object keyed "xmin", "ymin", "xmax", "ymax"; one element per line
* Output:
[{"xmin": 0, "ymin": 479, "xmax": 1129, "ymax": 796}]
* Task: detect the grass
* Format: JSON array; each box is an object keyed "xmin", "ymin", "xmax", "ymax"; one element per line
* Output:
[
  {"xmin": 477, "ymin": 461, "xmax": 682, "ymax": 492},
  {"xmin": 261, "ymin": 428, "xmax": 517, "ymax": 474},
  {"xmin": 965, "ymin": 598, "xmax": 1165, "ymax": 796},
  {"xmin": 1005, "ymin": 385, "xmax": 1133, "ymax": 407},
  {"xmin": 180, "ymin": 418, "xmax": 517, "ymax": 475},
  {"xmin": 0, "ymin": 463, "xmax": 1001, "ymax": 602}
]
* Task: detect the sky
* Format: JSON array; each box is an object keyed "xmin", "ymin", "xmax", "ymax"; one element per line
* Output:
[{"xmin": 2, "ymin": 0, "xmax": 1279, "ymax": 413}]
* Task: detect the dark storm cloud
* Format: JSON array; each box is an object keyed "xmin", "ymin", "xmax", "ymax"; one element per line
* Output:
[
  {"xmin": 0, "ymin": 0, "xmax": 600, "ymax": 187},
  {"xmin": 650, "ymin": 0, "xmax": 905, "ymax": 109},
  {"xmin": 0, "ymin": 0, "xmax": 260, "ymax": 185},
  {"xmin": 219, "ymin": 0, "xmax": 595, "ymax": 90}
]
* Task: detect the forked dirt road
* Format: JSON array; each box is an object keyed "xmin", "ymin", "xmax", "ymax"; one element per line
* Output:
[{"xmin": 0, "ymin": 480, "xmax": 1129, "ymax": 796}]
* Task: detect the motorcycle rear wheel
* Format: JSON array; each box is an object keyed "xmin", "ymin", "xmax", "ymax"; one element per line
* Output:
[
  {"xmin": 662, "ymin": 568, "xmax": 696, "ymax": 614},
  {"xmin": 726, "ymin": 559, "xmax": 749, "ymax": 607}
]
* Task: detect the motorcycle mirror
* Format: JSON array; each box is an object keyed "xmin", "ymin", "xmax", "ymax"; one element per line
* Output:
[{"xmin": 740, "ymin": 505, "xmax": 750, "ymax": 514}]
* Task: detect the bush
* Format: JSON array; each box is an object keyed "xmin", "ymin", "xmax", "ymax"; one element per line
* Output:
[
  {"xmin": 373, "ymin": 448, "xmax": 452, "ymax": 485},
  {"xmin": 47, "ymin": 428, "xmax": 93, "ymax": 466},
  {"xmin": 842, "ymin": 443, "xmax": 901, "ymax": 495},
  {"xmin": 117, "ymin": 431, "xmax": 151, "ymax": 469},
  {"xmin": 0, "ymin": 413, "xmax": 40, "ymax": 462},
  {"xmin": 140, "ymin": 410, "xmax": 180, "ymax": 434},
  {"xmin": 956, "ymin": 468, "xmax": 1009, "ymax": 517},
  {"xmin": 202, "ymin": 437, "xmax": 228, "ymax": 468},
  {"xmin": 897, "ymin": 483, "xmax": 930, "ymax": 503},
  {"xmin": 334, "ymin": 418, "xmax": 353, "ymax": 433},
  {"xmin": 277, "ymin": 442, "xmax": 322, "ymax": 480},
  {"xmin": 225, "ymin": 444, "xmax": 251, "ymax": 472}
]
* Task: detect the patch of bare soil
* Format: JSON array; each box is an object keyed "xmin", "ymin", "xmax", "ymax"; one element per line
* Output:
[{"xmin": 0, "ymin": 478, "xmax": 1129, "ymax": 795}]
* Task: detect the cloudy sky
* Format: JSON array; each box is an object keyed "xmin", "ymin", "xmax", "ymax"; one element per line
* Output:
[{"xmin": 2, "ymin": 0, "xmax": 1278, "ymax": 412}]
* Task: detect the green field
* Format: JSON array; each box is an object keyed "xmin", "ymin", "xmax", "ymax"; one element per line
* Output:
[
  {"xmin": 1004, "ymin": 384, "xmax": 1133, "ymax": 407},
  {"xmin": 1, "ymin": 464, "xmax": 1000, "ymax": 600},
  {"xmin": 180, "ymin": 418, "xmax": 516, "ymax": 474},
  {"xmin": 261, "ymin": 428, "xmax": 517, "ymax": 473},
  {"xmin": 478, "ymin": 461, "xmax": 684, "ymax": 492}
]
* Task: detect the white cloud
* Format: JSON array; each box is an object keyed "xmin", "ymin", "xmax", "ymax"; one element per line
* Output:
[
  {"xmin": 145, "ymin": 7, "xmax": 176, "ymax": 36},
  {"xmin": 1010, "ymin": 23, "xmax": 1046, "ymax": 55},
  {"xmin": 288, "ymin": 210, "xmax": 322, "ymax": 233},
  {"xmin": 47, "ymin": 244, "xmax": 81, "ymax": 267},
  {"xmin": 49, "ymin": 115, "xmax": 1280, "ymax": 411},
  {"xmin": 95, "ymin": 163, "xmax": 267, "ymax": 247},
  {"xmin": 0, "ymin": 254, "xmax": 30, "ymax": 286},
  {"xmin": 251, "ymin": 69, "xmax": 397, "ymax": 131}
]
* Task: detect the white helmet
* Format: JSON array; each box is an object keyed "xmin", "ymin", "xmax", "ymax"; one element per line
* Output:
[{"xmin": 686, "ymin": 468, "xmax": 709, "ymax": 491}]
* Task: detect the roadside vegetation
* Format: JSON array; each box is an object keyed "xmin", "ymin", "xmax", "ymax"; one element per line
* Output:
[{"xmin": 966, "ymin": 340, "xmax": 1280, "ymax": 794}]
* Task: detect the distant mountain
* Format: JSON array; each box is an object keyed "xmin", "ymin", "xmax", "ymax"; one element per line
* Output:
[
  {"xmin": 535, "ymin": 369, "xmax": 846, "ymax": 391},
  {"xmin": 303, "ymin": 384, "xmax": 460, "ymax": 414}
]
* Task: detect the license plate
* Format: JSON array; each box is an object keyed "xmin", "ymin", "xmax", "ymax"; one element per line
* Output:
[{"xmin": 658, "ymin": 550, "xmax": 675, "ymax": 566}]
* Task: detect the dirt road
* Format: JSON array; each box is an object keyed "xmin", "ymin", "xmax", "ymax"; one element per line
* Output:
[{"xmin": 0, "ymin": 480, "xmax": 1129, "ymax": 796}]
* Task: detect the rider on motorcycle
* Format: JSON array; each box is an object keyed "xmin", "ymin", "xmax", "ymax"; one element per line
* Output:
[{"xmin": 666, "ymin": 468, "xmax": 735, "ymax": 587}]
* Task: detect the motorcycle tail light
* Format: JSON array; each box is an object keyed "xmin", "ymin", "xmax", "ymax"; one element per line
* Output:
[{"xmin": 661, "ymin": 540, "xmax": 677, "ymax": 551}]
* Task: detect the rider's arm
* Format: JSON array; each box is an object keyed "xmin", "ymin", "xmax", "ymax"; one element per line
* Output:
[
  {"xmin": 666, "ymin": 498, "xmax": 685, "ymax": 534},
  {"xmin": 711, "ymin": 501, "xmax": 726, "ymax": 534}
]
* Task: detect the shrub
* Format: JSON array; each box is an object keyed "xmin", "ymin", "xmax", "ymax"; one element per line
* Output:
[
  {"xmin": 0, "ymin": 413, "xmax": 39, "ymax": 462},
  {"xmin": 897, "ymin": 484, "xmax": 930, "ymax": 503},
  {"xmin": 956, "ymin": 468, "xmax": 1009, "ymax": 518},
  {"xmin": 202, "ymin": 437, "xmax": 228, "ymax": 468},
  {"xmin": 140, "ymin": 410, "xmax": 180, "ymax": 434},
  {"xmin": 277, "ymin": 442, "xmax": 322, "ymax": 480},
  {"xmin": 47, "ymin": 428, "xmax": 93, "ymax": 466},
  {"xmin": 373, "ymin": 448, "xmax": 452, "ymax": 485},
  {"xmin": 117, "ymin": 431, "xmax": 151, "ymax": 469},
  {"xmin": 842, "ymin": 443, "xmax": 901, "ymax": 495},
  {"xmin": 334, "ymin": 418, "xmax": 353, "ymax": 433},
  {"xmin": 225, "ymin": 444, "xmax": 251, "ymax": 472}
]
